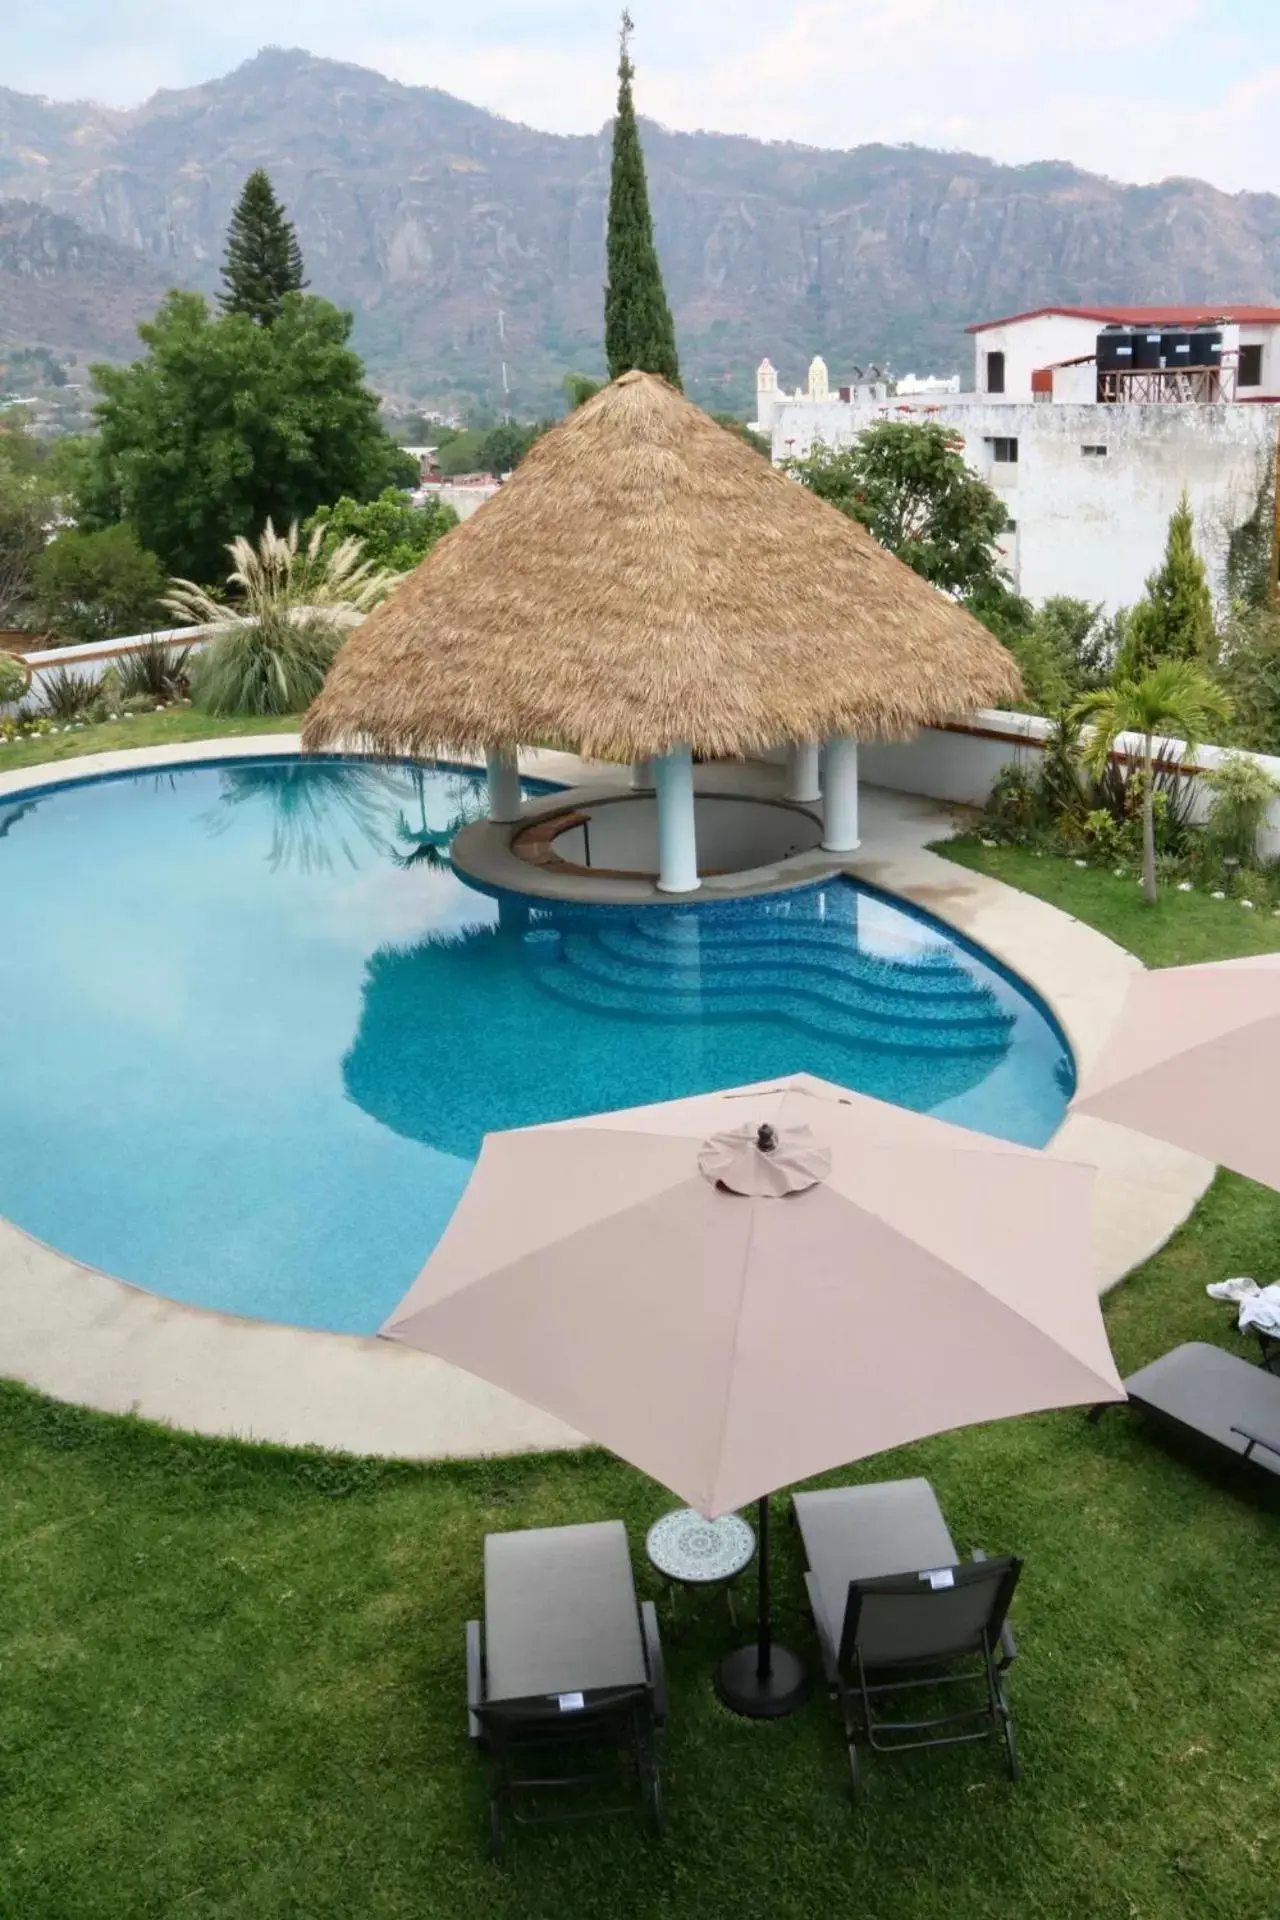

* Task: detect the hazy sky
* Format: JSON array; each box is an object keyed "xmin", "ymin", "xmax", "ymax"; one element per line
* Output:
[{"xmin": 9, "ymin": 1, "xmax": 1280, "ymax": 195}]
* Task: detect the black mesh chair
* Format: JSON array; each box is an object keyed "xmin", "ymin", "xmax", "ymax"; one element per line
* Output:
[
  {"xmin": 794, "ymin": 1477, "xmax": 1021, "ymax": 1798},
  {"xmin": 466, "ymin": 1520, "xmax": 666, "ymax": 1859}
]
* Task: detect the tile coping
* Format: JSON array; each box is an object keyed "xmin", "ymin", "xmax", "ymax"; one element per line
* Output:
[{"xmin": 0, "ymin": 736, "xmax": 1213, "ymax": 1458}]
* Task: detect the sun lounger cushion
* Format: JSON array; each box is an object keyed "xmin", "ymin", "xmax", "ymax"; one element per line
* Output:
[
  {"xmin": 793, "ymin": 1477, "xmax": 959, "ymax": 1649},
  {"xmin": 484, "ymin": 1519, "xmax": 648, "ymax": 1703},
  {"xmin": 1122, "ymin": 1342, "xmax": 1280, "ymax": 1477}
]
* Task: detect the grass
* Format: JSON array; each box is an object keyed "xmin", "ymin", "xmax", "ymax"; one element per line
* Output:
[
  {"xmin": 3, "ymin": 799, "xmax": 1280, "ymax": 1917},
  {"xmin": 0, "ymin": 707, "xmax": 303, "ymax": 773},
  {"xmin": 939, "ymin": 836, "xmax": 1280, "ymax": 967}
]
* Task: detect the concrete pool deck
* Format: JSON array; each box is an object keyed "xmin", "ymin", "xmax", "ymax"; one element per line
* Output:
[{"xmin": 0, "ymin": 735, "xmax": 1212, "ymax": 1458}]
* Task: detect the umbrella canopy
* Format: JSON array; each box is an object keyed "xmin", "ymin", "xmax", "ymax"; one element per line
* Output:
[
  {"xmin": 1072, "ymin": 954, "xmax": 1280, "ymax": 1189},
  {"xmin": 302, "ymin": 371, "xmax": 1021, "ymax": 765},
  {"xmin": 382, "ymin": 1073, "xmax": 1122, "ymax": 1518}
]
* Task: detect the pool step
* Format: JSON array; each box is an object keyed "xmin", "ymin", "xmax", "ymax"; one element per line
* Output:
[
  {"xmin": 529, "ymin": 957, "xmax": 1013, "ymax": 1060},
  {"xmin": 588, "ymin": 924, "xmax": 987, "ymax": 1008},
  {"xmin": 554, "ymin": 934, "xmax": 1008, "ymax": 1037}
]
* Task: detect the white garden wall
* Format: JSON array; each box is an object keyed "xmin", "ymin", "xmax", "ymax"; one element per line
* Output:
[{"xmin": 860, "ymin": 713, "xmax": 1280, "ymax": 858}]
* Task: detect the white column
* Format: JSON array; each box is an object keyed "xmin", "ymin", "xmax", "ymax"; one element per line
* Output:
[
  {"xmin": 785, "ymin": 741, "xmax": 821, "ymax": 804},
  {"xmin": 653, "ymin": 746, "xmax": 700, "ymax": 894},
  {"xmin": 485, "ymin": 747, "xmax": 523, "ymax": 824},
  {"xmin": 822, "ymin": 735, "xmax": 860, "ymax": 852}
]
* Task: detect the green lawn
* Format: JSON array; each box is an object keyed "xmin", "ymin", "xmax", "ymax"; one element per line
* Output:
[
  {"xmin": 0, "ymin": 707, "xmax": 302, "ymax": 773},
  {"xmin": 940, "ymin": 835, "xmax": 1280, "ymax": 967},
  {"xmin": 3, "ymin": 815, "xmax": 1280, "ymax": 1917}
]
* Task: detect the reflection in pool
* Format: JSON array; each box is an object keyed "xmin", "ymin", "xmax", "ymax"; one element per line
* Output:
[{"xmin": 0, "ymin": 756, "xmax": 1072, "ymax": 1333}]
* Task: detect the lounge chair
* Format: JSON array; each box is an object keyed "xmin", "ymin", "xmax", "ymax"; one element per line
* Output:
[
  {"xmin": 1094, "ymin": 1341, "xmax": 1280, "ymax": 1477},
  {"xmin": 466, "ymin": 1519, "xmax": 666, "ymax": 1859},
  {"xmin": 793, "ymin": 1476, "xmax": 1021, "ymax": 1798}
]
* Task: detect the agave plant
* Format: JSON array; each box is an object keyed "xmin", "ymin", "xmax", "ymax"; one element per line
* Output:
[{"xmin": 165, "ymin": 519, "xmax": 404, "ymax": 718}]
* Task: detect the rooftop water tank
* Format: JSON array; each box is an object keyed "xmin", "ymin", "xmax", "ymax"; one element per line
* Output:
[
  {"xmin": 1096, "ymin": 326, "xmax": 1135, "ymax": 371},
  {"xmin": 1132, "ymin": 329, "xmax": 1164, "ymax": 370},
  {"xmin": 1161, "ymin": 329, "xmax": 1194, "ymax": 368},
  {"xmin": 1187, "ymin": 327, "xmax": 1224, "ymax": 368}
]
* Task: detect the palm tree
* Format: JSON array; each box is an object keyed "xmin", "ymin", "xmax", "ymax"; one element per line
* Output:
[{"xmin": 1073, "ymin": 661, "xmax": 1231, "ymax": 903}]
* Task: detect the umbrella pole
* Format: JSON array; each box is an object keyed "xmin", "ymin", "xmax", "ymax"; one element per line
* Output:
[{"xmin": 713, "ymin": 1494, "xmax": 811, "ymax": 1719}]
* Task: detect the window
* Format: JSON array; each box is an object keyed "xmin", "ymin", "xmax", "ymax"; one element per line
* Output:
[
  {"xmin": 1004, "ymin": 518, "xmax": 1017, "ymax": 533},
  {"xmin": 986, "ymin": 350, "xmax": 1006, "ymax": 394},
  {"xmin": 1081, "ymin": 444, "xmax": 1108, "ymax": 457},
  {"xmin": 1238, "ymin": 343, "xmax": 1263, "ymax": 388},
  {"xmin": 987, "ymin": 437, "xmax": 1018, "ymax": 463}
]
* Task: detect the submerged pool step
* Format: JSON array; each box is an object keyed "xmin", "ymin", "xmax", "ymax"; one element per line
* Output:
[
  {"xmin": 529, "ymin": 959, "xmax": 1012, "ymax": 1059},
  {"xmin": 552, "ymin": 935, "xmax": 1009, "ymax": 1036},
  {"xmin": 614, "ymin": 913, "xmax": 966, "ymax": 979},
  {"xmin": 587, "ymin": 924, "xmax": 988, "ymax": 1008}
]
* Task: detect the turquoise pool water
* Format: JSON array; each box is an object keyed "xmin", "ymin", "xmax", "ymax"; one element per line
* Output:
[{"xmin": 0, "ymin": 756, "xmax": 1073, "ymax": 1333}]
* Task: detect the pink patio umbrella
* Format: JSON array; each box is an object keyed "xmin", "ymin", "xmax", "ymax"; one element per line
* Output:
[
  {"xmin": 382, "ymin": 1072, "xmax": 1122, "ymax": 1717},
  {"xmin": 1071, "ymin": 954, "xmax": 1280, "ymax": 1189}
]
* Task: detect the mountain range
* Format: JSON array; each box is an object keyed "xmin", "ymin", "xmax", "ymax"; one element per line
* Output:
[{"xmin": 3, "ymin": 45, "xmax": 1280, "ymax": 415}]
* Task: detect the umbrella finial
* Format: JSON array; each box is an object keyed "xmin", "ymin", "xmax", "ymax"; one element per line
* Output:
[{"xmin": 699, "ymin": 1122, "xmax": 831, "ymax": 1196}]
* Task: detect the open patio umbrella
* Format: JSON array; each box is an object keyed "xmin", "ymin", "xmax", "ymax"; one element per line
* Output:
[
  {"xmin": 382, "ymin": 1073, "xmax": 1122, "ymax": 1716},
  {"xmin": 1071, "ymin": 954, "xmax": 1280, "ymax": 1189}
]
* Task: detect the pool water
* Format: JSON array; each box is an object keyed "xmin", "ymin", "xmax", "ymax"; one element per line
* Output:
[{"xmin": 0, "ymin": 757, "xmax": 1073, "ymax": 1333}]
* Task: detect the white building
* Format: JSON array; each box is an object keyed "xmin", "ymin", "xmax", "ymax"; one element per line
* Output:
[{"xmin": 759, "ymin": 305, "xmax": 1280, "ymax": 613}]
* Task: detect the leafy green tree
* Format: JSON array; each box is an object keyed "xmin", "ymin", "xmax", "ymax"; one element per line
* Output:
[
  {"xmin": 1118, "ymin": 492, "xmax": 1217, "ymax": 676},
  {"xmin": 563, "ymin": 372, "xmax": 603, "ymax": 411},
  {"xmin": 1224, "ymin": 468, "xmax": 1275, "ymax": 613},
  {"xmin": 1216, "ymin": 606, "xmax": 1280, "ymax": 751},
  {"xmin": 432, "ymin": 420, "xmax": 548, "ymax": 477},
  {"xmin": 304, "ymin": 488, "xmax": 458, "ymax": 573},
  {"xmin": 78, "ymin": 291, "xmax": 416, "ymax": 583},
  {"xmin": 1074, "ymin": 661, "xmax": 1231, "ymax": 902},
  {"xmin": 711, "ymin": 413, "xmax": 770, "ymax": 457},
  {"xmin": 604, "ymin": 11, "xmax": 680, "ymax": 387},
  {"xmin": 34, "ymin": 526, "xmax": 167, "ymax": 643},
  {"xmin": 789, "ymin": 423, "xmax": 1010, "ymax": 597},
  {"xmin": 219, "ymin": 169, "xmax": 307, "ymax": 326},
  {"xmin": 0, "ymin": 468, "xmax": 50, "ymax": 627},
  {"xmin": 0, "ymin": 413, "xmax": 58, "ymax": 627}
]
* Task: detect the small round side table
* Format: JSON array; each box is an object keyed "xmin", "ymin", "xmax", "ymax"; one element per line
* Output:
[{"xmin": 645, "ymin": 1507, "xmax": 756, "ymax": 1631}]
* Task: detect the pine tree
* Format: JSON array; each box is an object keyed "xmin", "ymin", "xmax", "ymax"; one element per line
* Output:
[
  {"xmin": 1120, "ymin": 491, "xmax": 1217, "ymax": 675},
  {"xmin": 603, "ymin": 12, "xmax": 681, "ymax": 388},
  {"xmin": 219, "ymin": 170, "xmax": 307, "ymax": 326}
]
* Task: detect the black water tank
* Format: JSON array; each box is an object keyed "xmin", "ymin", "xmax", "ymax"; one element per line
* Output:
[
  {"xmin": 1161, "ymin": 329, "xmax": 1194, "ymax": 367},
  {"xmin": 1188, "ymin": 327, "xmax": 1223, "ymax": 368},
  {"xmin": 1132, "ymin": 328, "xmax": 1164, "ymax": 370},
  {"xmin": 1096, "ymin": 326, "xmax": 1135, "ymax": 371}
]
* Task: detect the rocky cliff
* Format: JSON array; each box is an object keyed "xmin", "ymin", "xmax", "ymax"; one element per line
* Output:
[{"xmin": 3, "ymin": 46, "xmax": 1279, "ymax": 412}]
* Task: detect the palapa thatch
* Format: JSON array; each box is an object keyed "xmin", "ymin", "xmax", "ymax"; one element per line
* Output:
[{"xmin": 303, "ymin": 371, "xmax": 1021, "ymax": 763}]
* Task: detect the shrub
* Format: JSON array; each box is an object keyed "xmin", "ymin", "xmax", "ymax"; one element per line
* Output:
[
  {"xmin": 39, "ymin": 664, "xmax": 105, "ymax": 720},
  {"xmin": 0, "ymin": 651, "xmax": 29, "ymax": 707},
  {"xmin": 115, "ymin": 637, "xmax": 192, "ymax": 704},
  {"xmin": 1203, "ymin": 751, "xmax": 1280, "ymax": 865},
  {"xmin": 188, "ymin": 614, "xmax": 344, "ymax": 717},
  {"xmin": 985, "ymin": 763, "xmax": 1040, "ymax": 841},
  {"xmin": 169, "ymin": 518, "xmax": 399, "ymax": 718}
]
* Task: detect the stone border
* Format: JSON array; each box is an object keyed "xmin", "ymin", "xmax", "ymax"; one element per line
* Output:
[{"xmin": 0, "ymin": 738, "xmax": 1212, "ymax": 1457}]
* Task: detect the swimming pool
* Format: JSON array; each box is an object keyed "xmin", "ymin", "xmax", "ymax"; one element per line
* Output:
[{"xmin": 0, "ymin": 756, "xmax": 1073, "ymax": 1333}]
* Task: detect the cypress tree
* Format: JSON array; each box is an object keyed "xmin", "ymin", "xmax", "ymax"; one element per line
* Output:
[
  {"xmin": 219, "ymin": 169, "xmax": 308, "ymax": 326},
  {"xmin": 604, "ymin": 11, "xmax": 681, "ymax": 388},
  {"xmin": 1121, "ymin": 491, "xmax": 1217, "ymax": 674}
]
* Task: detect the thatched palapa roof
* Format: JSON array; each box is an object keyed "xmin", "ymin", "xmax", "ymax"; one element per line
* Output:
[{"xmin": 303, "ymin": 371, "xmax": 1020, "ymax": 763}]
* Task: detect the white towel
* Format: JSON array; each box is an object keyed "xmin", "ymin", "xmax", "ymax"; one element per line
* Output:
[{"xmin": 1206, "ymin": 1278, "xmax": 1280, "ymax": 1339}]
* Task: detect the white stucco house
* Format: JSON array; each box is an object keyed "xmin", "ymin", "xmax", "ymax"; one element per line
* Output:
[{"xmin": 759, "ymin": 305, "xmax": 1280, "ymax": 613}]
